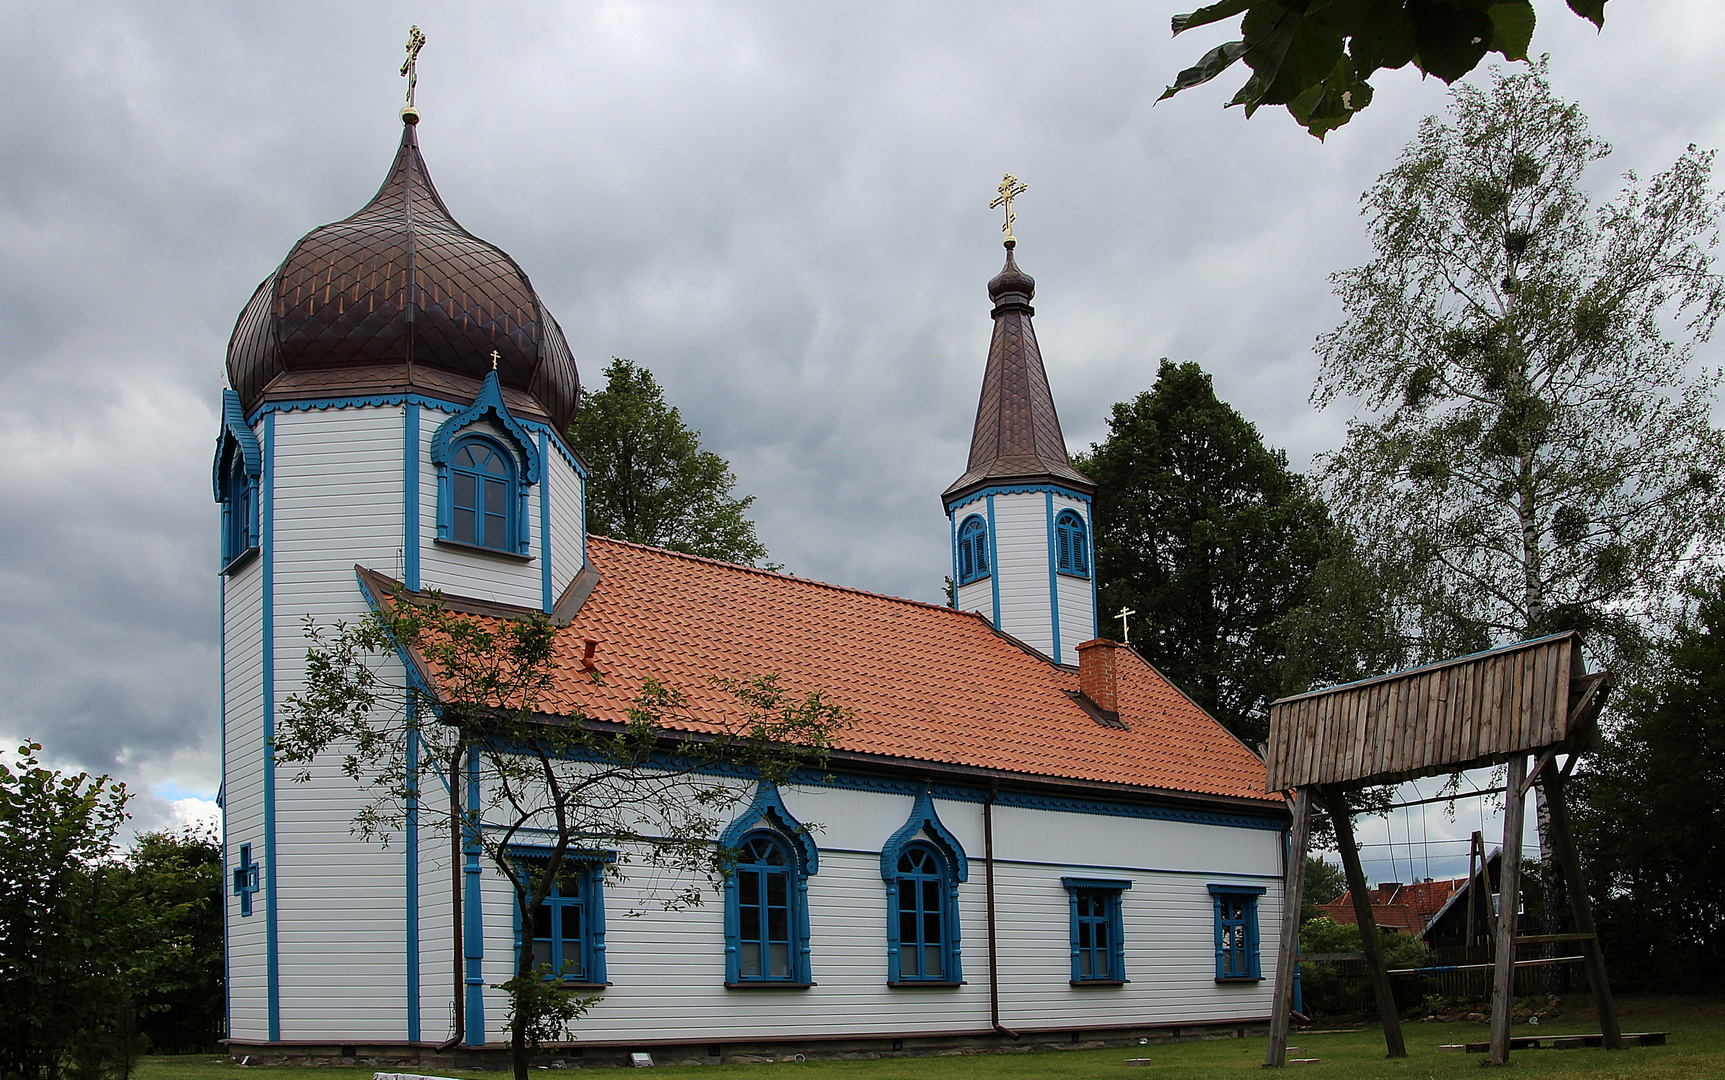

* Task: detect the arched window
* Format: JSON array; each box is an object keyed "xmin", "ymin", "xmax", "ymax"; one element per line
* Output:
[
  {"xmin": 734, "ymin": 833, "xmax": 797, "ymax": 981},
  {"xmin": 893, "ymin": 842, "xmax": 952, "ymax": 982},
  {"xmin": 957, "ymin": 514, "xmax": 990, "ymax": 585},
  {"xmin": 721, "ymin": 783, "xmax": 817, "ymax": 986},
  {"xmin": 881, "ymin": 788, "xmax": 966, "ymax": 986},
  {"xmin": 1055, "ymin": 509, "xmax": 1090, "ymax": 577},
  {"xmin": 450, "ymin": 435, "xmax": 516, "ymax": 551}
]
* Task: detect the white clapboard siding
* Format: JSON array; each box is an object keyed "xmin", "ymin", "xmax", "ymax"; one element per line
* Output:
[
  {"xmin": 1051, "ymin": 493, "xmax": 1096, "ymax": 663},
  {"xmin": 545, "ymin": 450, "xmax": 586, "ymax": 596},
  {"xmin": 417, "ymin": 415, "xmax": 545, "ymax": 608},
  {"xmin": 222, "ymin": 557, "xmax": 269, "ymax": 1039},
  {"xmin": 415, "ymin": 804, "xmax": 460, "ymax": 1045},
  {"xmin": 991, "ymin": 492, "xmax": 1054, "ymax": 658}
]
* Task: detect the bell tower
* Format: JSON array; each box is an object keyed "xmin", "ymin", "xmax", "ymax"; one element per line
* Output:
[{"xmin": 943, "ymin": 177, "xmax": 1096, "ymax": 665}]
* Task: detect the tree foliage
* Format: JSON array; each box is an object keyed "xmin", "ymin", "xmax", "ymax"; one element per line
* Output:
[
  {"xmin": 1077, "ymin": 360, "xmax": 1343, "ymax": 744},
  {"xmin": 1164, "ymin": 1, "xmax": 1609, "ymax": 139},
  {"xmin": 1314, "ymin": 64, "xmax": 1725, "ymax": 672},
  {"xmin": 569, "ymin": 358, "xmax": 771, "ymax": 567},
  {"xmin": 1301, "ymin": 854, "xmax": 1349, "ymax": 922},
  {"xmin": 1570, "ymin": 582, "xmax": 1725, "ymax": 992},
  {"xmin": 277, "ymin": 592, "xmax": 850, "ymax": 1080},
  {"xmin": 117, "ymin": 828, "xmax": 224, "ymax": 1055}
]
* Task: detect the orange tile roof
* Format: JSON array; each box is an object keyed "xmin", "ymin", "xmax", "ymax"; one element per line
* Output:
[
  {"xmin": 1320, "ymin": 877, "xmax": 1467, "ymax": 935},
  {"xmin": 369, "ymin": 537, "xmax": 1279, "ymax": 807}
]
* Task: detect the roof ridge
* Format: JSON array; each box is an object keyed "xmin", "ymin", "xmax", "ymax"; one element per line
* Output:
[{"xmin": 587, "ymin": 535, "xmax": 983, "ymax": 618}]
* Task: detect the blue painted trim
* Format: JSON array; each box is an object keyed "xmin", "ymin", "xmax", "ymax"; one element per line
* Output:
[
  {"xmin": 430, "ymin": 372, "xmax": 544, "ymax": 484},
  {"xmin": 880, "ymin": 787, "xmax": 968, "ymax": 883},
  {"xmin": 261, "ymin": 411, "xmax": 279, "ymax": 1042},
  {"xmin": 720, "ymin": 783, "xmax": 818, "ymax": 986},
  {"xmin": 439, "ymin": 431, "xmax": 530, "ymax": 554},
  {"xmin": 882, "ymin": 787, "xmax": 965, "ymax": 984},
  {"xmin": 720, "ymin": 782, "xmax": 820, "ymax": 873},
  {"xmin": 948, "ymin": 510, "xmax": 960, "ymax": 605},
  {"xmin": 405, "ymin": 715, "xmax": 420, "ymax": 1042},
  {"xmin": 404, "ymin": 404, "xmax": 420, "ymax": 591},
  {"xmin": 1209, "ymin": 884, "xmax": 1266, "ymax": 980},
  {"xmin": 251, "ymin": 393, "xmax": 587, "ymax": 478},
  {"xmin": 463, "ymin": 757, "xmax": 484, "ymax": 1045},
  {"xmin": 946, "ymin": 483, "xmax": 1093, "ymax": 515},
  {"xmin": 1062, "ymin": 877, "xmax": 1128, "ymax": 982},
  {"xmin": 503, "ymin": 849, "xmax": 610, "ymax": 985},
  {"xmin": 1046, "ymin": 491, "xmax": 1061, "ymax": 662},
  {"xmin": 954, "ymin": 513, "xmax": 990, "ymax": 587},
  {"xmin": 985, "ymin": 496, "xmax": 1000, "ymax": 628},
  {"xmin": 212, "ymin": 388, "xmax": 262, "ymax": 499},
  {"xmin": 1207, "ymin": 883, "xmax": 1268, "ymax": 896},
  {"xmin": 539, "ymin": 432, "xmax": 552, "ymax": 614},
  {"xmin": 1063, "ymin": 877, "xmax": 1133, "ymax": 891}
]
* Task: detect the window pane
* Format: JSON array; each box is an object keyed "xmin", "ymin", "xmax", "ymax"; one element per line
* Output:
[
  {"xmin": 484, "ymin": 477, "xmax": 507, "ymax": 515},
  {"xmin": 923, "ymin": 912, "xmax": 942, "ymax": 945},
  {"xmin": 768, "ymin": 943, "xmax": 790, "ymax": 978},
  {"xmin": 740, "ymin": 944, "xmax": 761, "ymax": 978},
  {"xmin": 1078, "ymin": 922, "xmax": 1093, "ymax": 950},
  {"xmin": 766, "ymin": 873, "xmax": 787, "ymax": 908},
  {"xmin": 533, "ymin": 904, "xmax": 553, "ymax": 939},
  {"xmin": 533, "ymin": 940, "xmax": 552, "ymax": 968},
  {"xmin": 921, "ymin": 880, "xmax": 940, "ymax": 914},
  {"xmin": 1079, "ymin": 950, "xmax": 1092, "ymax": 978},
  {"xmin": 898, "ymin": 852, "xmax": 914, "ymax": 873},
  {"xmin": 740, "ymin": 905, "xmax": 760, "ymax": 943},
  {"xmin": 924, "ymin": 945, "xmax": 943, "ymax": 980},
  {"xmin": 900, "ymin": 910, "xmax": 917, "ymax": 945},
  {"xmin": 1095, "ymin": 922, "xmax": 1108, "ymax": 950},
  {"xmin": 898, "ymin": 886, "xmax": 915, "ymax": 913},
  {"xmin": 482, "ymin": 447, "xmax": 506, "ymax": 475},
  {"xmin": 767, "ymin": 907, "xmax": 788, "ymax": 943},
  {"xmin": 457, "ymin": 445, "xmax": 478, "ymax": 467},
  {"xmin": 900, "ymin": 941, "xmax": 918, "ymax": 977}
]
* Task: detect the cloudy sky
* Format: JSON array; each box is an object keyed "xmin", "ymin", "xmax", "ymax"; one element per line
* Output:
[{"xmin": 3, "ymin": 1, "xmax": 1721, "ymax": 871}]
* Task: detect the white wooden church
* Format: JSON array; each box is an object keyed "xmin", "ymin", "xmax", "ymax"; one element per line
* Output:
[{"xmin": 215, "ymin": 100, "xmax": 1288, "ymax": 1067}]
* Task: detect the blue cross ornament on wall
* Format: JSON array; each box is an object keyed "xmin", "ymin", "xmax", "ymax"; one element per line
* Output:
[{"xmin": 233, "ymin": 843, "xmax": 261, "ymax": 917}]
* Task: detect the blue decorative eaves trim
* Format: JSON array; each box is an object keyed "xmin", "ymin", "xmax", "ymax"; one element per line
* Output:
[
  {"xmin": 880, "ymin": 787, "xmax": 968, "ymax": 883},
  {"xmin": 212, "ymin": 388, "xmax": 262, "ymax": 500},
  {"xmin": 720, "ymin": 782, "xmax": 819, "ymax": 874},
  {"xmin": 1207, "ymin": 883, "xmax": 1268, "ymax": 896},
  {"xmin": 946, "ymin": 483, "xmax": 1093, "ymax": 516},
  {"xmin": 247, "ymin": 392, "xmax": 586, "ymax": 478},
  {"xmin": 1063, "ymin": 877, "xmax": 1132, "ymax": 891},
  {"xmin": 430, "ymin": 371, "xmax": 543, "ymax": 484}
]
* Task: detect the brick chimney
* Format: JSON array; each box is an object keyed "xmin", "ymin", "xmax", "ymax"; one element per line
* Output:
[{"xmin": 1076, "ymin": 638, "xmax": 1124, "ymax": 716}]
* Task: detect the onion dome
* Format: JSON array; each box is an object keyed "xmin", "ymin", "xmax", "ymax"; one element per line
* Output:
[
  {"xmin": 944, "ymin": 244, "xmax": 1094, "ymax": 506},
  {"xmin": 226, "ymin": 115, "xmax": 579, "ymax": 432}
]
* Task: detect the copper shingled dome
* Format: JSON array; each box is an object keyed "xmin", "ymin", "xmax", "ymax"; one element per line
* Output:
[{"xmin": 226, "ymin": 117, "xmax": 579, "ymax": 432}]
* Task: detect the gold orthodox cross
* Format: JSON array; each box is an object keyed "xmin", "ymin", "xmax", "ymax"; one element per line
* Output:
[
  {"xmin": 490, "ymin": 349, "xmax": 501, "ymax": 371},
  {"xmin": 1116, "ymin": 606, "xmax": 1136, "ymax": 645},
  {"xmin": 401, "ymin": 25, "xmax": 427, "ymax": 107},
  {"xmin": 989, "ymin": 173, "xmax": 1028, "ymax": 245}
]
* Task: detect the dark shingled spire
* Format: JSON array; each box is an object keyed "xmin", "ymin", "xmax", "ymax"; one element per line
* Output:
[
  {"xmin": 226, "ymin": 115, "xmax": 580, "ymax": 433},
  {"xmin": 943, "ymin": 243, "xmax": 1094, "ymax": 505}
]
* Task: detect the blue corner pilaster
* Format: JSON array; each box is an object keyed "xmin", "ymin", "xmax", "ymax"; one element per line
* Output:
[
  {"xmin": 262, "ymin": 411, "xmax": 280, "ymax": 1042},
  {"xmin": 463, "ymin": 759, "xmax": 485, "ymax": 1046},
  {"xmin": 404, "ymin": 404, "xmax": 420, "ymax": 591}
]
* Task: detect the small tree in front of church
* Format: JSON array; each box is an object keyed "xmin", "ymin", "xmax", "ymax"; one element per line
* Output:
[{"xmin": 277, "ymin": 592, "xmax": 849, "ymax": 1080}]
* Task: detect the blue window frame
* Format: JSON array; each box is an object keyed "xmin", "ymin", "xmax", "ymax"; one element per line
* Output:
[
  {"xmin": 232, "ymin": 843, "xmax": 260, "ymax": 917},
  {"xmin": 1063, "ymin": 877, "xmax": 1129, "ymax": 983},
  {"xmin": 450, "ymin": 435, "xmax": 517, "ymax": 551},
  {"xmin": 1209, "ymin": 884, "xmax": 1266, "ymax": 981},
  {"xmin": 957, "ymin": 514, "xmax": 990, "ymax": 584},
  {"xmin": 721, "ymin": 783, "xmax": 817, "ymax": 986},
  {"xmin": 509, "ymin": 851, "xmax": 608, "ymax": 985},
  {"xmin": 881, "ymin": 788, "xmax": 967, "ymax": 985},
  {"xmin": 221, "ymin": 452, "xmax": 256, "ymax": 567},
  {"xmin": 1055, "ymin": 509, "xmax": 1089, "ymax": 577}
]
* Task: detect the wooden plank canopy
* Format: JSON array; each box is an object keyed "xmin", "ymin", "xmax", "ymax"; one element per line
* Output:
[{"xmin": 1264, "ymin": 631, "xmax": 1605, "ymax": 793}]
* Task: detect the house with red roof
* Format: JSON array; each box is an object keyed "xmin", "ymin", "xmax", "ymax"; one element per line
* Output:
[{"xmin": 214, "ymin": 102, "xmax": 1288, "ymax": 1067}]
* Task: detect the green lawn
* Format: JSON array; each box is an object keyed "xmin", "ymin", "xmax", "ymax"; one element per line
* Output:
[{"xmin": 137, "ymin": 996, "xmax": 1724, "ymax": 1079}]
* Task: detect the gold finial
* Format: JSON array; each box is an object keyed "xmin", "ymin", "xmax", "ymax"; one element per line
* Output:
[
  {"xmin": 400, "ymin": 25, "xmax": 427, "ymax": 120},
  {"xmin": 1116, "ymin": 606, "xmax": 1136, "ymax": 646},
  {"xmin": 490, "ymin": 349, "xmax": 500, "ymax": 371},
  {"xmin": 989, "ymin": 173, "xmax": 1028, "ymax": 248}
]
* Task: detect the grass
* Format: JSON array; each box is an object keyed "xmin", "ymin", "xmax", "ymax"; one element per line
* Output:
[{"xmin": 136, "ymin": 995, "xmax": 1725, "ymax": 1079}]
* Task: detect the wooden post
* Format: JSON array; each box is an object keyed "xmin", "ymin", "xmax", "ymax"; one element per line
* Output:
[
  {"xmin": 1316, "ymin": 786, "xmax": 1406, "ymax": 1059},
  {"xmin": 1489, "ymin": 754, "xmax": 1528, "ymax": 1065},
  {"xmin": 1538, "ymin": 760, "xmax": 1622, "ymax": 1049},
  {"xmin": 1266, "ymin": 787, "xmax": 1312, "ymax": 1067}
]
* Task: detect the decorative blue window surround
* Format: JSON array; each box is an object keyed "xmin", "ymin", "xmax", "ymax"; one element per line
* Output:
[
  {"xmin": 881, "ymin": 788, "xmax": 967, "ymax": 985},
  {"xmin": 213, "ymin": 388, "xmax": 261, "ymax": 572},
  {"xmin": 449, "ymin": 434, "xmax": 518, "ymax": 551},
  {"xmin": 506, "ymin": 848, "xmax": 609, "ymax": 986},
  {"xmin": 1055, "ymin": 508, "xmax": 1090, "ymax": 578},
  {"xmin": 956, "ymin": 514, "xmax": 990, "ymax": 585},
  {"xmin": 431, "ymin": 370, "xmax": 540, "ymax": 558},
  {"xmin": 232, "ymin": 843, "xmax": 260, "ymax": 917},
  {"xmin": 720, "ymin": 784, "xmax": 817, "ymax": 987},
  {"xmin": 1063, "ymin": 877, "xmax": 1129, "ymax": 984},
  {"xmin": 1210, "ymin": 884, "xmax": 1266, "ymax": 981}
]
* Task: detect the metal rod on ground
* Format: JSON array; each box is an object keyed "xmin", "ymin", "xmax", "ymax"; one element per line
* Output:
[
  {"xmin": 1317, "ymin": 785, "xmax": 1405, "ymax": 1059},
  {"xmin": 1489, "ymin": 753, "xmax": 1528, "ymax": 1065},
  {"xmin": 1539, "ymin": 760, "xmax": 1622, "ymax": 1050},
  {"xmin": 1266, "ymin": 787, "xmax": 1312, "ymax": 1068}
]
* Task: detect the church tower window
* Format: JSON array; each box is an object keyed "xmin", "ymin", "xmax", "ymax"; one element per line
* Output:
[
  {"xmin": 450, "ymin": 434, "xmax": 517, "ymax": 551},
  {"xmin": 1055, "ymin": 509, "xmax": 1089, "ymax": 577},
  {"xmin": 957, "ymin": 514, "xmax": 990, "ymax": 584}
]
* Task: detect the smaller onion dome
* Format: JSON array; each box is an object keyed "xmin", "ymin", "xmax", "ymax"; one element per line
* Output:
[
  {"xmin": 986, "ymin": 245, "xmax": 1036, "ymax": 312},
  {"xmin": 226, "ymin": 116, "xmax": 579, "ymax": 432}
]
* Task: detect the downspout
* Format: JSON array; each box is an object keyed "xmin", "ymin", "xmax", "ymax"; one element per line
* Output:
[
  {"xmin": 985, "ymin": 781, "xmax": 1019, "ymax": 1039},
  {"xmin": 436, "ymin": 742, "xmax": 464, "ymax": 1053}
]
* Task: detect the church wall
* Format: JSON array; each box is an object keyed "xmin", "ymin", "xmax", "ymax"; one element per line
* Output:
[
  {"xmin": 454, "ymin": 778, "xmax": 1279, "ymax": 1045},
  {"xmin": 1049, "ymin": 493, "xmax": 1096, "ymax": 665},
  {"xmin": 990, "ymin": 492, "xmax": 1054, "ymax": 658},
  {"xmin": 222, "ymin": 552, "xmax": 269, "ymax": 1040},
  {"xmin": 268, "ymin": 406, "xmax": 412, "ymax": 1040},
  {"xmin": 545, "ymin": 442, "xmax": 587, "ymax": 594}
]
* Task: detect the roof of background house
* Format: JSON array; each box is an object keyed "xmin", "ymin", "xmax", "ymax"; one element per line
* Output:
[
  {"xmin": 1319, "ymin": 877, "xmax": 1468, "ymax": 935},
  {"xmin": 360, "ymin": 536, "xmax": 1280, "ymax": 809}
]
